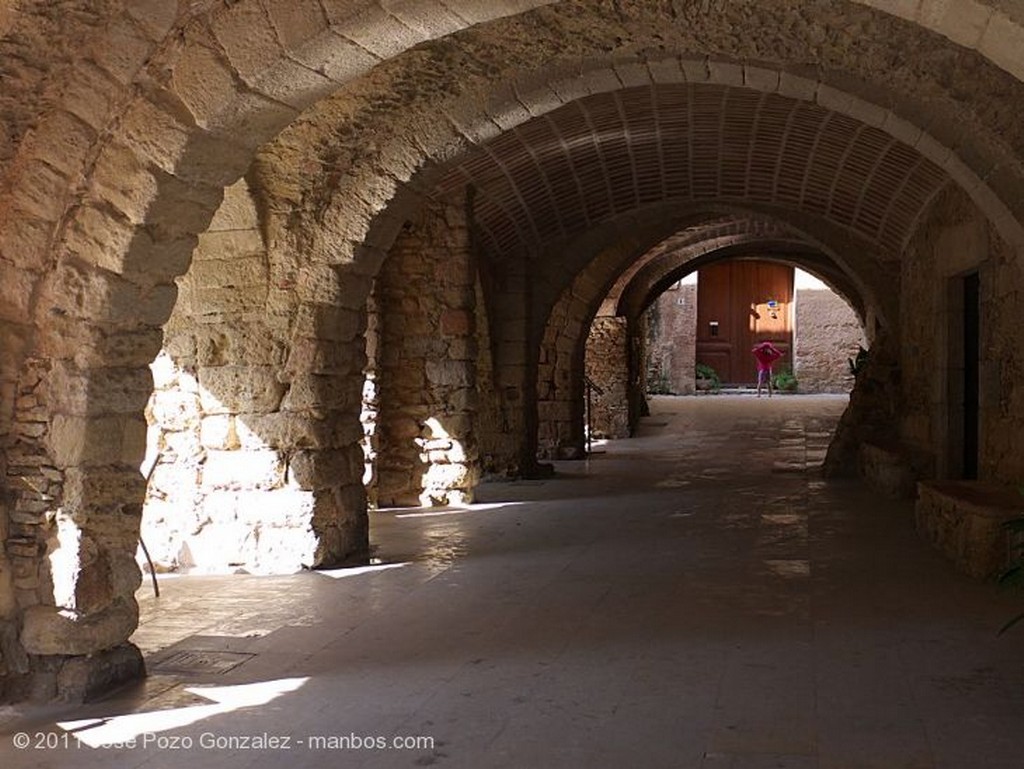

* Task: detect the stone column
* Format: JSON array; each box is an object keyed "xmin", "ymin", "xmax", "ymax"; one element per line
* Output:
[
  {"xmin": 823, "ymin": 331, "xmax": 901, "ymax": 477},
  {"xmin": 139, "ymin": 180, "xmax": 367, "ymax": 574},
  {"xmin": 585, "ymin": 317, "xmax": 631, "ymax": 439},
  {"xmin": 12, "ymin": 297, "xmax": 162, "ymax": 700},
  {"xmin": 375, "ymin": 202, "xmax": 480, "ymax": 506},
  {"xmin": 537, "ymin": 294, "xmax": 588, "ymax": 460}
]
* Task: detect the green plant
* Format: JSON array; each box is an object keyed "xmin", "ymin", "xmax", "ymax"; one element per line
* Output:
[
  {"xmin": 772, "ymin": 367, "xmax": 798, "ymax": 392},
  {"xmin": 647, "ymin": 370, "xmax": 672, "ymax": 395},
  {"xmin": 695, "ymin": 364, "xmax": 721, "ymax": 393},
  {"xmin": 695, "ymin": 363, "xmax": 721, "ymax": 389}
]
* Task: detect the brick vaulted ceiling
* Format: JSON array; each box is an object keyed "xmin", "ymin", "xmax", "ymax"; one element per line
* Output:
[{"xmin": 435, "ymin": 83, "xmax": 952, "ymax": 259}]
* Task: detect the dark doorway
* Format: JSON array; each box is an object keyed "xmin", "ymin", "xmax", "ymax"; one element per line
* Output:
[{"xmin": 962, "ymin": 272, "xmax": 980, "ymax": 480}]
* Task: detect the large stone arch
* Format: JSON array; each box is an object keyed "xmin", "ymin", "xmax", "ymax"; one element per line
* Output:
[
  {"xmin": 535, "ymin": 208, "xmax": 879, "ymax": 457},
  {"xmin": 536, "ymin": 216, "xmax": 805, "ymax": 457},
  {"xmin": 274, "ymin": 21, "xmax": 1024, "ymax": 475},
  {"xmin": 166, "ymin": 2, "xmax": 1024, "ymax": 486},
  {"xmin": 0, "ymin": 0, "xmax": 555, "ymax": 701}
]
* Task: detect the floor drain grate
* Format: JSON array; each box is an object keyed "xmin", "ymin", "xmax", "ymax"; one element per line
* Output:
[{"xmin": 151, "ymin": 650, "xmax": 255, "ymax": 675}]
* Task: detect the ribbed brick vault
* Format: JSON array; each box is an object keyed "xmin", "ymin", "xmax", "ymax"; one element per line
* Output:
[{"xmin": 435, "ymin": 83, "xmax": 950, "ymax": 260}]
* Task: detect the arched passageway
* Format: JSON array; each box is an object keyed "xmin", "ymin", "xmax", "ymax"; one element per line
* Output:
[{"xmin": 2, "ymin": 0, "xmax": 1024, "ymax": 706}]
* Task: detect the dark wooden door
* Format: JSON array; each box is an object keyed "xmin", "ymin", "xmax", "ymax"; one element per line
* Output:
[{"xmin": 696, "ymin": 261, "xmax": 794, "ymax": 384}]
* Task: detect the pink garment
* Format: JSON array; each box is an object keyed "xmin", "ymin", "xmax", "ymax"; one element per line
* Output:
[{"xmin": 752, "ymin": 342, "xmax": 783, "ymax": 372}]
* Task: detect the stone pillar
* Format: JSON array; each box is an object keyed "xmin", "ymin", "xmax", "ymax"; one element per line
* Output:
[
  {"xmin": 536, "ymin": 296, "xmax": 587, "ymax": 460},
  {"xmin": 645, "ymin": 283, "xmax": 698, "ymax": 394},
  {"xmin": 630, "ymin": 315, "xmax": 651, "ymax": 423},
  {"xmin": 375, "ymin": 202, "xmax": 480, "ymax": 506},
  {"xmin": 585, "ymin": 316, "xmax": 630, "ymax": 439},
  {"xmin": 140, "ymin": 180, "xmax": 368, "ymax": 573},
  {"xmin": 823, "ymin": 332, "xmax": 901, "ymax": 477},
  {"xmin": 10, "ymin": 318, "xmax": 158, "ymax": 701}
]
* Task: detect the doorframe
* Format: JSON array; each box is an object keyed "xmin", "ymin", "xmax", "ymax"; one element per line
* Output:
[{"xmin": 942, "ymin": 269, "xmax": 982, "ymax": 480}]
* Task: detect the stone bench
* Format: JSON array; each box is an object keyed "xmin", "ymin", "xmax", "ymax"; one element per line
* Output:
[
  {"xmin": 858, "ymin": 440, "xmax": 934, "ymax": 499},
  {"xmin": 915, "ymin": 480, "xmax": 1024, "ymax": 581}
]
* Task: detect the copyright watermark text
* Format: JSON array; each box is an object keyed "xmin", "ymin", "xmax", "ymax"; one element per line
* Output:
[{"xmin": 11, "ymin": 730, "xmax": 436, "ymax": 752}]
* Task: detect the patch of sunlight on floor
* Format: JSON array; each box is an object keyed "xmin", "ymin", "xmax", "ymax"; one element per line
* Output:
[
  {"xmin": 58, "ymin": 678, "xmax": 308, "ymax": 748},
  {"xmin": 317, "ymin": 562, "xmax": 410, "ymax": 579},
  {"xmin": 387, "ymin": 501, "xmax": 524, "ymax": 518}
]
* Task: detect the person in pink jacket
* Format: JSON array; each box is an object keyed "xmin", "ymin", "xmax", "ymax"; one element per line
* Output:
[{"xmin": 751, "ymin": 341, "xmax": 784, "ymax": 398}]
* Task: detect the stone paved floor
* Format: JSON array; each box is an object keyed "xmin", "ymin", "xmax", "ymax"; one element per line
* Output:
[{"xmin": 3, "ymin": 394, "xmax": 1024, "ymax": 768}]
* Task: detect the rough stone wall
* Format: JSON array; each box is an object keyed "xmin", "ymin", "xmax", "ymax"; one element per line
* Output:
[
  {"xmin": 141, "ymin": 180, "xmax": 367, "ymax": 573},
  {"xmin": 471, "ymin": 281, "xmax": 509, "ymax": 477},
  {"xmin": 645, "ymin": 283, "xmax": 698, "ymax": 395},
  {"xmin": 793, "ymin": 288, "xmax": 866, "ymax": 393},
  {"xmin": 823, "ymin": 330, "xmax": 901, "ymax": 478},
  {"xmin": 537, "ymin": 291, "xmax": 587, "ymax": 460},
  {"xmin": 981, "ymin": 231, "xmax": 1024, "ymax": 482},
  {"xmin": 585, "ymin": 317, "xmax": 630, "ymax": 439},
  {"xmin": 900, "ymin": 186, "xmax": 1024, "ymax": 483},
  {"xmin": 374, "ymin": 203, "xmax": 480, "ymax": 507}
]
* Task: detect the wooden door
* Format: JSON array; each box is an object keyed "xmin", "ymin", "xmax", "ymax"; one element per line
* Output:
[{"xmin": 696, "ymin": 261, "xmax": 794, "ymax": 385}]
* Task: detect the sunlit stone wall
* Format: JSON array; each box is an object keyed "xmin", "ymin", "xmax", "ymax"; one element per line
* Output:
[
  {"xmin": 373, "ymin": 203, "xmax": 480, "ymax": 507},
  {"xmin": 140, "ymin": 181, "xmax": 366, "ymax": 574}
]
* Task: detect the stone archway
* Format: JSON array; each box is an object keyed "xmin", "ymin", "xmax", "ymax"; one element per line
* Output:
[{"xmin": 4, "ymin": 0, "xmax": 1024, "ymax": 702}]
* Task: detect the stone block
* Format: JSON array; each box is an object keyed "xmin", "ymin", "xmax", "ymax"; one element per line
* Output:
[
  {"xmin": 229, "ymin": 488, "xmax": 315, "ymax": 528},
  {"xmin": 423, "ymin": 461, "xmax": 474, "ymax": 490},
  {"xmin": 148, "ymin": 463, "xmax": 201, "ymax": 499},
  {"xmin": 200, "ymin": 415, "xmax": 240, "ymax": 450},
  {"xmin": 207, "ymin": 180, "xmax": 260, "ymax": 231},
  {"xmin": 56, "ymin": 642, "xmax": 145, "ymax": 702},
  {"xmin": 149, "ymin": 390, "xmax": 202, "ymax": 431},
  {"xmin": 858, "ymin": 440, "xmax": 934, "ymax": 500},
  {"xmin": 292, "ymin": 304, "xmax": 365, "ymax": 341},
  {"xmin": 210, "ymin": 6, "xmax": 337, "ymax": 109},
  {"xmin": 322, "ymin": 1, "xmax": 422, "ymax": 59},
  {"xmin": 48, "ymin": 414, "xmax": 148, "ymax": 467},
  {"xmin": 194, "ymin": 329, "xmax": 277, "ymax": 368},
  {"xmin": 92, "ymin": 14, "xmax": 154, "ymax": 84},
  {"xmin": 287, "ymin": 448, "xmax": 362, "ymax": 490},
  {"xmin": 425, "ymin": 359, "xmax": 472, "ymax": 387},
  {"xmin": 202, "ymin": 449, "xmax": 286, "ymax": 490},
  {"xmin": 13, "ymin": 159, "xmax": 68, "ymax": 221},
  {"xmin": 280, "ymin": 372, "xmax": 361, "ymax": 413},
  {"xmin": 778, "ymin": 71, "xmax": 817, "ymax": 102},
  {"xmin": 21, "ymin": 599, "xmax": 139, "ymax": 656},
  {"xmin": 440, "ymin": 308, "xmax": 473, "ymax": 336},
  {"xmin": 23, "ymin": 110, "xmax": 96, "ymax": 178},
  {"xmin": 979, "ymin": 10, "xmax": 1024, "ymax": 81},
  {"xmin": 0, "ymin": 557, "xmax": 15, "ymax": 618},
  {"xmin": 198, "ymin": 366, "xmax": 287, "ymax": 414},
  {"xmin": 253, "ymin": 526, "xmax": 317, "ymax": 574},
  {"xmin": 59, "ymin": 60, "xmax": 122, "ymax": 131},
  {"xmin": 195, "ymin": 229, "xmax": 265, "ymax": 261},
  {"xmin": 180, "ymin": 523, "xmax": 257, "ymax": 571},
  {"xmin": 162, "ymin": 428, "xmax": 204, "ymax": 461},
  {"xmin": 916, "ymin": 481, "xmax": 1024, "ymax": 580},
  {"xmin": 169, "ymin": 31, "xmax": 246, "ymax": 130}
]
